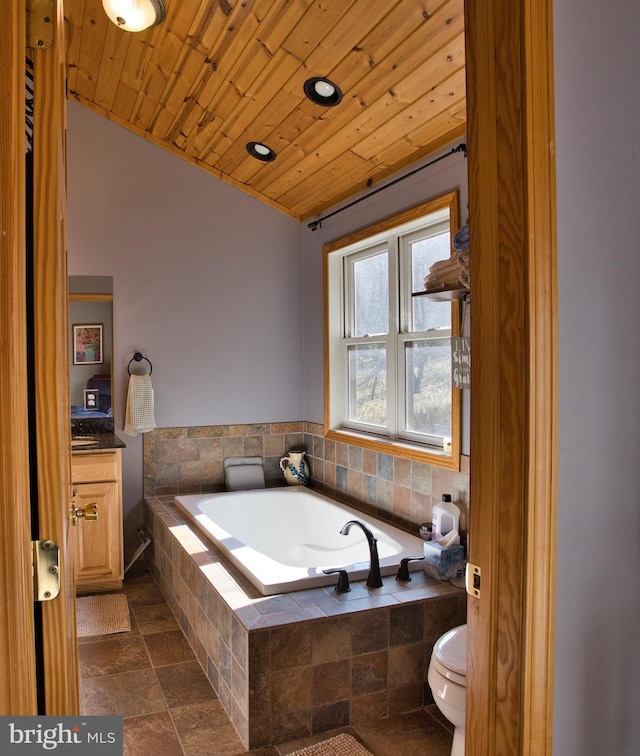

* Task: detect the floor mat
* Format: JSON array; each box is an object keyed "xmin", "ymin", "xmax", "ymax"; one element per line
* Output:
[
  {"xmin": 76, "ymin": 593, "xmax": 131, "ymax": 637},
  {"xmin": 287, "ymin": 733, "xmax": 374, "ymax": 756}
]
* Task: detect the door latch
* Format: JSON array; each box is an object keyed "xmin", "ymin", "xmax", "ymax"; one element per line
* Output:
[
  {"xmin": 465, "ymin": 561, "xmax": 481, "ymax": 599},
  {"xmin": 71, "ymin": 502, "xmax": 98, "ymax": 525},
  {"xmin": 33, "ymin": 540, "xmax": 60, "ymax": 601}
]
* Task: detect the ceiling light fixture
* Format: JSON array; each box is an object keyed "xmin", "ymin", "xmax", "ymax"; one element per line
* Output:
[
  {"xmin": 101, "ymin": 0, "xmax": 166, "ymax": 32},
  {"xmin": 246, "ymin": 142, "xmax": 276, "ymax": 162},
  {"xmin": 303, "ymin": 77, "xmax": 343, "ymax": 107}
]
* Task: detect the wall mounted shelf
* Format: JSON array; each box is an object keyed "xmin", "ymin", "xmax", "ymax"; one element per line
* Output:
[{"xmin": 412, "ymin": 287, "xmax": 470, "ymax": 302}]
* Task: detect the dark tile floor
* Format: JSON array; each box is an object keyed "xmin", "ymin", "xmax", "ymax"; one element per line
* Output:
[{"xmin": 78, "ymin": 561, "xmax": 453, "ymax": 755}]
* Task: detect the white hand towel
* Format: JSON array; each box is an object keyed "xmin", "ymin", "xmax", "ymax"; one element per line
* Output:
[{"xmin": 124, "ymin": 374, "xmax": 156, "ymax": 436}]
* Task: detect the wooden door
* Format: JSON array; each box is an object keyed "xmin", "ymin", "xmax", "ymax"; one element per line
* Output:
[
  {"xmin": 0, "ymin": 0, "xmax": 79, "ymax": 714},
  {"xmin": 31, "ymin": 0, "xmax": 79, "ymax": 713},
  {"xmin": 0, "ymin": 0, "xmax": 38, "ymax": 715}
]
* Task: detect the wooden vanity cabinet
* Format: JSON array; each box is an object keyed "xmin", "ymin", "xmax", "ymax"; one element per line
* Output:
[{"xmin": 71, "ymin": 449, "xmax": 124, "ymax": 593}]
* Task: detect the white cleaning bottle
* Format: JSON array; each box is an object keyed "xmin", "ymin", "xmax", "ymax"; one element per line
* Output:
[{"xmin": 431, "ymin": 494, "xmax": 460, "ymax": 540}]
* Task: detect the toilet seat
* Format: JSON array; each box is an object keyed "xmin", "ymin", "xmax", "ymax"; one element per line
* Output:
[
  {"xmin": 431, "ymin": 655, "xmax": 467, "ymax": 687},
  {"xmin": 433, "ymin": 624, "xmax": 467, "ymax": 685}
]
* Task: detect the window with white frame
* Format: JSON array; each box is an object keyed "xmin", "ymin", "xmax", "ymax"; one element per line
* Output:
[{"xmin": 324, "ymin": 191, "xmax": 460, "ymax": 468}]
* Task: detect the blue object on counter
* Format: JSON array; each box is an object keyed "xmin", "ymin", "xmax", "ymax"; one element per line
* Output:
[{"xmin": 423, "ymin": 542, "xmax": 465, "ymax": 581}]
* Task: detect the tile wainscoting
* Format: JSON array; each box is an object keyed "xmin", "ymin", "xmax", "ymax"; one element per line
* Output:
[{"xmin": 143, "ymin": 422, "xmax": 470, "ymax": 539}]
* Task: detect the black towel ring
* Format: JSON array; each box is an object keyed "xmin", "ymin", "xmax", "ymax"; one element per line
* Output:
[{"xmin": 127, "ymin": 352, "xmax": 153, "ymax": 376}]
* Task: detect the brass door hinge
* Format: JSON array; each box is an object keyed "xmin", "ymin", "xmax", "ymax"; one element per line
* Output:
[
  {"xmin": 27, "ymin": 0, "xmax": 55, "ymax": 50},
  {"xmin": 465, "ymin": 561, "xmax": 481, "ymax": 599},
  {"xmin": 32, "ymin": 540, "xmax": 60, "ymax": 601}
]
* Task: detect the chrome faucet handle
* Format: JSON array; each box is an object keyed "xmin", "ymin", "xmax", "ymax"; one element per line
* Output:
[
  {"xmin": 396, "ymin": 555, "xmax": 425, "ymax": 582},
  {"xmin": 323, "ymin": 568, "xmax": 351, "ymax": 593}
]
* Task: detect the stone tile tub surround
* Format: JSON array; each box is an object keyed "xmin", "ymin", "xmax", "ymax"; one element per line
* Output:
[
  {"xmin": 143, "ymin": 421, "xmax": 470, "ymax": 539},
  {"xmin": 143, "ymin": 497, "xmax": 467, "ymax": 749}
]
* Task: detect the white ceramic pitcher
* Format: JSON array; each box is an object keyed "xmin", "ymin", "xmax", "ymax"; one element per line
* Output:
[{"xmin": 279, "ymin": 450, "xmax": 309, "ymax": 486}]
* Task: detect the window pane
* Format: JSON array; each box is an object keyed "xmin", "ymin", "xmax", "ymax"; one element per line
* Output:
[
  {"xmin": 348, "ymin": 344, "xmax": 386, "ymax": 426},
  {"xmin": 353, "ymin": 252, "xmax": 388, "ymax": 336},
  {"xmin": 411, "ymin": 234, "xmax": 451, "ymax": 332},
  {"xmin": 405, "ymin": 339, "xmax": 451, "ymax": 438}
]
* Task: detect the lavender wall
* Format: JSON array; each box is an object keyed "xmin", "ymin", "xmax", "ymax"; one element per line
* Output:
[
  {"xmin": 66, "ymin": 101, "xmax": 302, "ymax": 546},
  {"xmin": 553, "ymin": 0, "xmax": 640, "ymax": 752}
]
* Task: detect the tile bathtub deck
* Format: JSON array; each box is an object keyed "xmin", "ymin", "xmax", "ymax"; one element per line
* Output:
[
  {"xmin": 79, "ymin": 561, "xmax": 454, "ymax": 755},
  {"xmin": 146, "ymin": 495, "xmax": 463, "ymax": 630}
]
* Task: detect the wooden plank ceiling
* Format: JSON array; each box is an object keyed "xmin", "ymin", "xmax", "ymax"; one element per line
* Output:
[{"xmin": 64, "ymin": 0, "xmax": 466, "ymax": 221}]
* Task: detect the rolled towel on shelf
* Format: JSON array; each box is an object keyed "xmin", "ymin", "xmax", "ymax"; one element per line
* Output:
[
  {"xmin": 425, "ymin": 273, "xmax": 463, "ymax": 291},
  {"xmin": 429, "ymin": 254, "xmax": 462, "ymax": 272},
  {"xmin": 452, "ymin": 221, "xmax": 469, "ymax": 252},
  {"xmin": 124, "ymin": 374, "xmax": 156, "ymax": 436},
  {"xmin": 423, "ymin": 253, "xmax": 465, "ymax": 291}
]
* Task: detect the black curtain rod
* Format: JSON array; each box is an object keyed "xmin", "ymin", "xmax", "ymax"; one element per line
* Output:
[{"xmin": 307, "ymin": 142, "xmax": 467, "ymax": 231}]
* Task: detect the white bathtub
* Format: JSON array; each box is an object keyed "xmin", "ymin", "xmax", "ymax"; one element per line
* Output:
[{"xmin": 174, "ymin": 487, "xmax": 426, "ymax": 595}]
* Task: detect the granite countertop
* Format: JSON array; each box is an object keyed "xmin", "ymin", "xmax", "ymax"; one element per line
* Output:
[{"xmin": 71, "ymin": 432, "xmax": 126, "ymax": 451}]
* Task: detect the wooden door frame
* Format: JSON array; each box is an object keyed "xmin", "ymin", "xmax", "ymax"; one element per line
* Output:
[
  {"xmin": 465, "ymin": 1, "xmax": 557, "ymax": 753},
  {"xmin": 0, "ymin": 0, "xmax": 79, "ymax": 714}
]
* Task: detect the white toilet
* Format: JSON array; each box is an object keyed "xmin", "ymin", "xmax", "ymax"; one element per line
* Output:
[{"xmin": 428, "ymin": 624, "xmax": 467, "ymax": 756}]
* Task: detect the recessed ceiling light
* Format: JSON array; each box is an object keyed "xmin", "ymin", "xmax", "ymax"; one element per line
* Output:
[
  {"xmin": 303, "ymin": 77, "xmax": 343, "ymax": 107},
  {"xmin": 246, "ymin": 142, "xmax": 276, "ymax": 162},
  {"xmin": 314, "ymin": 80, "xmax": 335, "ymax": 98}
]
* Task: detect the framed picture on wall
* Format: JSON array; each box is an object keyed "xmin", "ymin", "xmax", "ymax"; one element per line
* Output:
[{"xmin": 73, "ymin": 324, "xmax": 103, "ymax": 365}]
